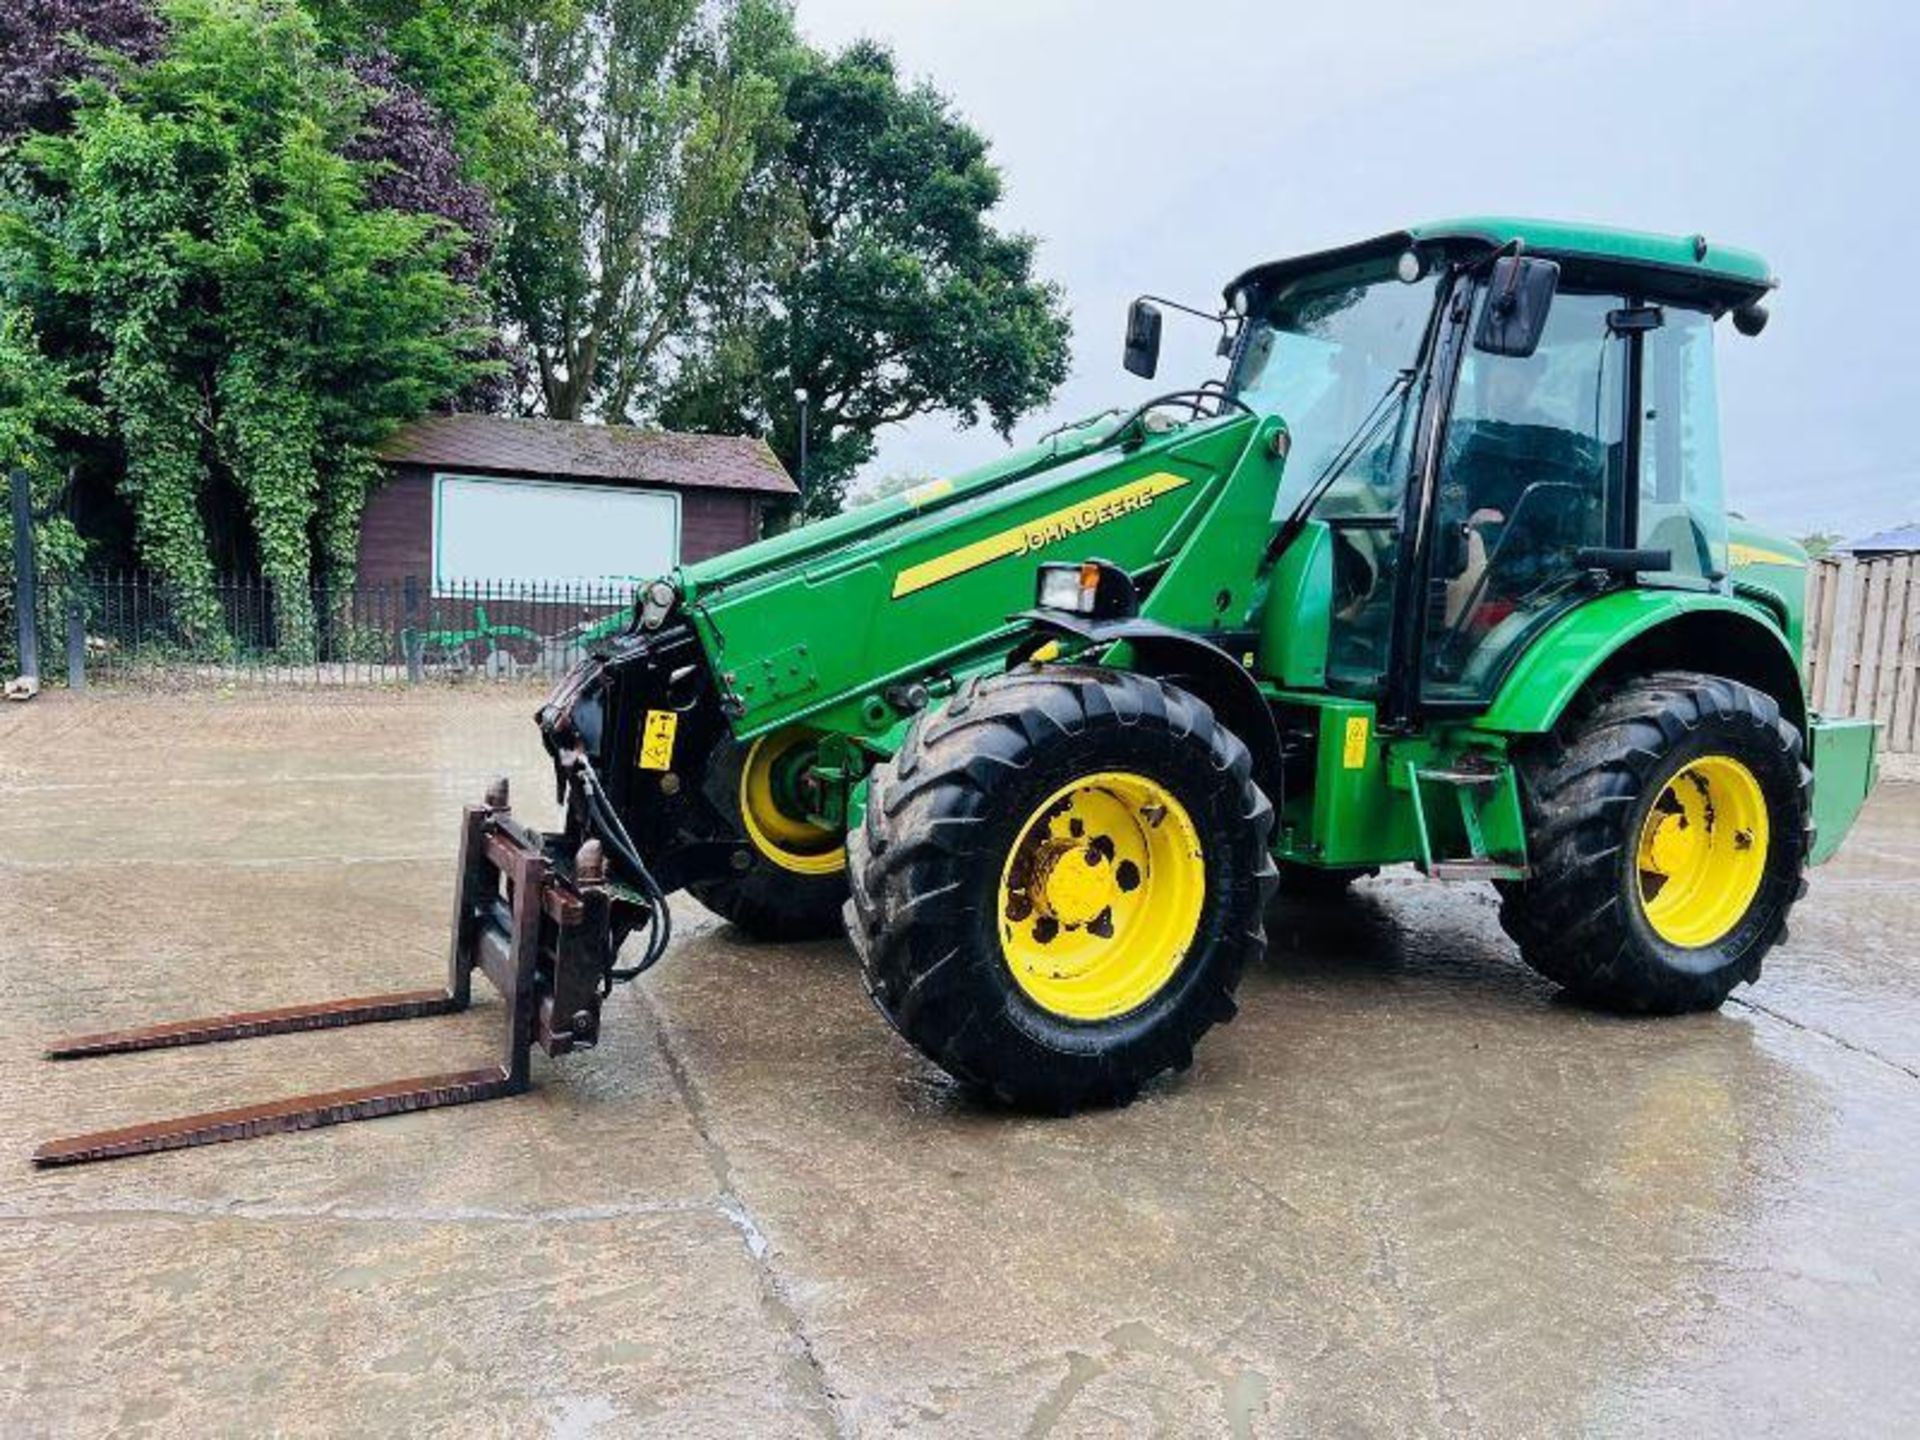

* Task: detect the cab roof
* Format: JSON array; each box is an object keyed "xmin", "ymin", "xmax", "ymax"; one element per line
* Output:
[{"xmin": 1227, "ymin": 217, "xmax": 1776, "ymax": 312}]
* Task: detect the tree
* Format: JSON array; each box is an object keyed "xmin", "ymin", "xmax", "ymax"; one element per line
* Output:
[
  {"xmin": 5, "ymin": 0, "xmax": 490, "ymax": 650},
  {"xmin": 500, "ymin": 0, "xmax": 795, "ymax": 422},
  {"xmin": 0, "ymin": 306, "xmax": 99, "ymax": 590},
  {"xmin": 0, "ymin": 0, "xmax": 165, "ymax": 140},
  {"xmin": 661, "ymin": 40, "xmax": 1071, "ymax": 519},
  {"xmin": 301, "ymin": 0, "xmax": 557, "ymax": 194},
  {"xmin": 343, "ymin": 51, "xmax": 496, "ymax": 283},
  {"xmin": 1797, "ymin": 531, "xmax": 1843, "ymax": 560}
]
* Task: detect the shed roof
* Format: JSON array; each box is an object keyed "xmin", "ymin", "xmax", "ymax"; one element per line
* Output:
[
  {"xmin": 1839, "ymin": 524, "xmax": 1920, "ymax": 555},
  {"xmin": 379, "ymin": 415, "xmax": 798, "ymax": 496}
]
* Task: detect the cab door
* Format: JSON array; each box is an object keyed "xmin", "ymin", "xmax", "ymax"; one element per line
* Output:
[{"xmin": 1418, "ymin": 286, "xmax": 1630, "ymax": 702}]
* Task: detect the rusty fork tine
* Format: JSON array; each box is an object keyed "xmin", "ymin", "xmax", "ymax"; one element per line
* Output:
[
  {"xmin": 32, "ymin": 1066, "xmax": 516, "ymax": 1168},
  {"xmin": 31, "ymin": 794, "xmax": 621, "ymax": 1168},
  {"xmin": 44, "ymin": 989, "xmax": 460, "ymax": 1060}
]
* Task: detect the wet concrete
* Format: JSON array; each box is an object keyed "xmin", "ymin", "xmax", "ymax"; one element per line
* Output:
[{"xmin": 2, "ymin": 690, "xmax": 1917, "ymax": 1436}]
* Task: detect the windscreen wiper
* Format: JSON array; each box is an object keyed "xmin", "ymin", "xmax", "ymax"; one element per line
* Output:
[{"xmin": 1264, "ymin": 368, "xmax": 1415, "ymax": 562}]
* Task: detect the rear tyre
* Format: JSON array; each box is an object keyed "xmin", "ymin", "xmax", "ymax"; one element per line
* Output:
[
  {"xmin": 847, "ymin": 666, "xmax": 1277, "ymax": 1112},
  {"xmin": 1498, "ymin": 672, "xmax": 1810, "ymax": 1014},
  {"xmin": 686, "ymin": 729, "xmax": 849, "ymax": 941}
]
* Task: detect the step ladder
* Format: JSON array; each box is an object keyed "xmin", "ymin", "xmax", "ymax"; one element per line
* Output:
[{"xmin": 1406, "ymin": 757, "xmax": 1528, "ymax": 882}]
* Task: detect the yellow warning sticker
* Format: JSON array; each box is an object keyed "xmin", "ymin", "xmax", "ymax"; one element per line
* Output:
[
  {"xmin": 1342, "ymin": 715, "xmax": 1370, "ymax": 770},
  {"xmin": 638, "ymin": 709, "xmax": 679, "ymax": 771}
]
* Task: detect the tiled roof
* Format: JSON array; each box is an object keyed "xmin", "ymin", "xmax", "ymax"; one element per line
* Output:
[{"xmin": 379, "ymin": 414, "xmax": 798, "ymax": 496}]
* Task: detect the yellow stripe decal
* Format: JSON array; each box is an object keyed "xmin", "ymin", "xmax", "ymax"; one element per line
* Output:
[
  {"xmin": 1728, "ymin": 542, "xmax": 1805, "ymax": 570},
  {"xmin": 890, "ymin": 471, "xmax": 1192, "ymax": 599}
]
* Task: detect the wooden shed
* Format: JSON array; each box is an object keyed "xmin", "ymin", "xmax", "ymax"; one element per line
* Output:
[{"xmin": 361, "ymin": 415, "xmax": 797, "ymax": 591}]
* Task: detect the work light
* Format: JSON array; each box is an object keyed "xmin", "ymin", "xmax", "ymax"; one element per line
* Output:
[{"xmin": 1034, "ymin": 561, "xmax": 1137, "ymax": 619}]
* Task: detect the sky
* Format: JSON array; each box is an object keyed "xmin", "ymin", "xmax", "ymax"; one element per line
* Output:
[{"xmin": 791, "ymin": 0, "xmax": 1919, "ymax": 541}]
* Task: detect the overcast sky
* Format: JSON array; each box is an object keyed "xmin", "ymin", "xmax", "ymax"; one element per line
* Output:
[{"xmin": 792, "ymin": 0, "xmax": 1918, "ymax": 540}]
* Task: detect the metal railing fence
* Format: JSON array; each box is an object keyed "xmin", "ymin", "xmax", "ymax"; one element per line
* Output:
[{"xmin": 3, "ymin": 571, "xmax": 638, "ymax": 688}]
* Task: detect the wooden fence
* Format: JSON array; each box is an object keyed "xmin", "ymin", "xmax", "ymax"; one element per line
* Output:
[{"xmin": 1807, "ymin": 554, "xmax": 1920, "ymax": 752}]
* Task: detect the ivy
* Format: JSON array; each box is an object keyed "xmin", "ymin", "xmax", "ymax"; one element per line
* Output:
[{"xmin": 3, "ymin": 0, "xmax": 490, "ymax": 653}]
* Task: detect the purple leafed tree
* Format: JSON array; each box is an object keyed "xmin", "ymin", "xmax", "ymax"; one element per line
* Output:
[
  {"xmin": 0, "ymin": 0, "xmax": 165, "ymax": 138},
  {"xmin": 345, "ymin": 52, "xmax": 505, "ymax": 409},
  {"xmin": 345, "ymin": 52, "xmax": 497, "ymax": 284}
]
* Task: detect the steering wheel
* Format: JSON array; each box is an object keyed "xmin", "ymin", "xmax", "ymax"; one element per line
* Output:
[{"xmin": 1432, "ymin": 478, "xmax": 1592, "ymax": 675}]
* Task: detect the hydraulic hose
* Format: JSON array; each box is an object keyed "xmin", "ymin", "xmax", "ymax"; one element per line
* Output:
[{"xmin": 569, "ymin": 749, "xmax": 674, "ymax": 985}]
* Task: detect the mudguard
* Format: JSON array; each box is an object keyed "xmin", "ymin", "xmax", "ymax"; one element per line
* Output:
[
  {"xmin": 1473, "ymin": 589, "xmax": 1808, "ymax": 738},
  {"xmin": 1010, "ymin": 611, "xmax": 1284, "ymax": 804}
]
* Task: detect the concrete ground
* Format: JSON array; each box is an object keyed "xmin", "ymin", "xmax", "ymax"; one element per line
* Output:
[{"xmin": 2, "ymin": 690, "xmax": 1918, "ymax": 1438}]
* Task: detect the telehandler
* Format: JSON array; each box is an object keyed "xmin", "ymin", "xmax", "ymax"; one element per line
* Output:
[{"xmin": 34, "ymin": 219, "xmax": 1879, "ymax": 1165}]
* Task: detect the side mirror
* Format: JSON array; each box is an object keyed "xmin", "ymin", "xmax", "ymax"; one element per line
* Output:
[
  {"xmin": 1473, "ymin": 256, "xmax": 1560, "ymax": 358},
  {"xmin": 1123, "ymin": 299, "xmax": 1163, "ymax": 378}
]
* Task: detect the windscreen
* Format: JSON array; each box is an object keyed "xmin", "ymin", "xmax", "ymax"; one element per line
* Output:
[{"xmin": 1229, "ymin": 259, "xmax": 1440, "ymax": 516}]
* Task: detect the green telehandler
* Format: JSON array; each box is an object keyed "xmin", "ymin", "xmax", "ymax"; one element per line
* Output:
[{"xmin": 34, "ymin": 219, "xmax": 1881, "ymax": 1164}]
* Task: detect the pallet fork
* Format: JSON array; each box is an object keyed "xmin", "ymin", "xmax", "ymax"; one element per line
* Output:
[{"xmin": 32, "ymin": 780, "xmax": 614, "ymax": 1167}]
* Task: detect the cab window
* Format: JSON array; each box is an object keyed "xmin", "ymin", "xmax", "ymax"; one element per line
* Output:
[
  {"xmin": 1233, "ymin": 263, "xmax": 1436, "ymax": 692},
  {"xmin": 1422, "ymin": 288, "xmax": 1627, "ymax": 700},
  {"xmin": 1637, "ymin": 306, "xmax": 1727, "ymax": 585}
]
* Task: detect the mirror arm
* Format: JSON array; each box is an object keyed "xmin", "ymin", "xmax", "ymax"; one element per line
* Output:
[
  {"xmin": 1450, "ymin": 236, "xmax": 1525, "ymax": 282},
  {"xmin": 1135, "ymin": 293, "xmax": 1236, "ymax": 353},
  {"xmin": 1136, "ymin": 293, "xmax": 1231, "ymax": 330}
]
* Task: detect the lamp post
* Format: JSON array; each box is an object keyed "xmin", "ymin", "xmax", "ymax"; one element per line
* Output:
[{"xmin": 793, "ymin": 385, "xmax": 810, "ymax": 505}]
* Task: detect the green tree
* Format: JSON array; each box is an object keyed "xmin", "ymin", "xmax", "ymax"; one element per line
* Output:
[
  {"xmin": 0, "ymin": 306, "xmax": 100, "ymax": 590},
  {"xmin": 6, "ymin": 0, "xmax": 489, "ymax": 651},
  {"xmin": 662, "ymin": 40, "xmax": 1071, "ymax": 519},
  {"xmin": 1797, "ymin": 531, "xmax": 1843, "ymax": 559},
  {"xmin": 501, "ymin": 0, "xmax": 795, "ymax": 422}
]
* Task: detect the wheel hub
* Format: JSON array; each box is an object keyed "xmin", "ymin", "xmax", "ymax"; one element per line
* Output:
[
  {"xmin": 739, "ymin": 729, "xmax": 846, "ymax": 877},
  {"xmin": 998, "ymin": 772, "xmax": 1205, "ymax": 1021},
  {"xmin": 1029, "ymin": 841, "xmax": 1118, "ymax": 927},
  {"xmin": 1635, "ymin": 754, "xmax": 1770, "ymax": 949}
]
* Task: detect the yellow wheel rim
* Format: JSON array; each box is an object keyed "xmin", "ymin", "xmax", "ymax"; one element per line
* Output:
[
  {"xmin": 1636, "ymin": 755, "xmax": 1770, "ymax": 949},
  {"xmin": 739, "ymin": 729, "xmax": 846, "ymax": 876},
  {"xmin": 998, "ymin": 771, "xmax": 1207, "ymax": 1021}
]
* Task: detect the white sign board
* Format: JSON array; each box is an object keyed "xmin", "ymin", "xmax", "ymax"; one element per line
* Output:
[{"xmin": 432, "ymin": 474, "xmax": 681, "ymax": 590}]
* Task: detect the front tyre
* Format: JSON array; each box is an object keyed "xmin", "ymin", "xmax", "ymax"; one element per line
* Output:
[
  {"xmin": 847, "ymin": 666, "xmax": 1277, "ymax": 1111},
  {"xmin": 1498, "ymin": 672, "xmax": 1810, "ymax": 1014}
]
